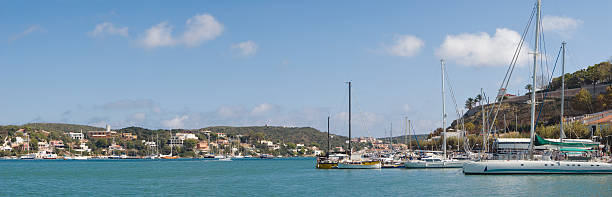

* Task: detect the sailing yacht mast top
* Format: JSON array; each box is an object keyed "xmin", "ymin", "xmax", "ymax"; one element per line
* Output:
[
  {"xmin": 560, "ymin": 41, "xmax": 566, "ymax": 142},
  {"xmin": 441, "ymin": 59, "xmax": 447, "ymax": 158},
  {"xmin": 528, "ymin": 0, "xmax": 541, "ymax": 158},
  {"xmin": 346, "ymin": 81, "xmax": 352, "ymax": 158}
]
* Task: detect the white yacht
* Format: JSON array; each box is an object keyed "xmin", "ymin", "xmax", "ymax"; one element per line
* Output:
[
  {"xmin": 405, "ymin": 154, "xmax": 463, "ymax": 168},
  {"xmin": 405, "ymin": 60, "xmax": 467, "ymax": 169},
  {"xmin": 464, "ymin": 160, "xmax": 612, "ymax": 174},
  {"xmin": 463, "ymin": 0, "xmax": 612, "ymax": 175}
]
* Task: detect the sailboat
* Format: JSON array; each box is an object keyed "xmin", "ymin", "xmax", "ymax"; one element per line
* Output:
[
  {"xmin": 316, "ymin": 116, "xmax": 339, "ymax": 169},
  {"xmin": 463, "ymin": 0, "xmax": 612, "ymax": 174},
  {"xmin": 336, "ymin": 82, "xmax": 382, "ymax": 169},
  {"xmin": 160, "ymin": 138, "xmax": 179, "ymax": 159},
  {"xmin": 405, "ymin": 60, "xmax": 464, "ymax": 168}
]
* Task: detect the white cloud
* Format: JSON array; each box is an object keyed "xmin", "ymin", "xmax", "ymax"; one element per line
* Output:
[
  {"xmin": 9, "ymin": 25, "xmax": 43, "ymax": 42},
  {"xmin": 542, "ymin": 15, "xmax": 582, "ymax": 37},
  {"xmin": 386, "ymin": 34, "xmax": 424, "ymax": 57},
  {"xmin": 140, "ymin": 22, "xmax": 176, "ymax": 48},
  {"xmin": 437, "ymin": 28, "xmax": 530, "ymax": 67},
  {"xmin": 162, "ymin": 115, "xmax": 189, "ymax": 129},
  {"xmin": 131, "ymin": 113, "xmax": 146, "ymax": 121},
  {"xmin": 251, "ymin": 103, "xmax": 275, "ymax": 115},
  {"xmin": 89, "ymin": 22, "xmax": 128, "ymax": 38},
  {"xmin": 402, "ymin": 104, "xmax": 412, "ymax": 112},
  {"xmin": 139, "ymin": 13, "xmax": 223, "ymax": 49},
  {"xmin": 96, "ymin": 99, "xmax": 158, "ymax": 111},
  {"xmin": 181, "ymin": 13, "xmax": 224, "ymax": 47},
  {"xmin": 216, "ymin": 106, "xmax": 245, "ymax": 118},
  {"xmin": 231, "ymin": 41, "xmax": 258, "ymax": 57}
]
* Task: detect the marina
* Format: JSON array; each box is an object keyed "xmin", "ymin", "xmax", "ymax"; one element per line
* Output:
[
  {"xmin": 1, "ymin": 158, "xmax": 611, "ymax": 196},
  {"xmin": 3, "ymin": 0, "xmax": 612, "ymax": 195}
]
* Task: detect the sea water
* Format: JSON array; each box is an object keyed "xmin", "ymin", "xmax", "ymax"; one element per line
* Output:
[{"xmin": 1, "ymin": 158, "xmax": 611, "ymax": 196}]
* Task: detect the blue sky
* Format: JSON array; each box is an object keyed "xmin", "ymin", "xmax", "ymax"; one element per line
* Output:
[{"xmin": 1, "ymin": 0, "xmax": 612, "ymax": 137}]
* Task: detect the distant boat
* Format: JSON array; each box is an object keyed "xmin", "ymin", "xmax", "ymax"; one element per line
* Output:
[
  {"xmin": 405, "ymin": 60, "xmax": 465, "ymax": 169},
  {"xmin": 316, "ymin": 116, "xmax": 338, "ymax": 169},
  {"xmin": 20, "ymin": 153, "xmax": 36, "ymax": 160},
  {"xmin": 218, "ymin": 157, "xmax": 232, "ymax": 161},
  {"xmin": 160, "ymin": 144, "xmax": 179, "ymax": 159},
  {"xmin": 74, "ymin": 156, "xmax": 88, "ymax": 160},
  {"xmin": 260, "ymin": 154, "xmax": 274, "ymax": 159},
  {"xmin": 335, "ymin": 82, "xmax": 381, "ymax": 169},
  {"xmin": 405, "ymin": 153, "xmax": 463, "ymax": 168}
]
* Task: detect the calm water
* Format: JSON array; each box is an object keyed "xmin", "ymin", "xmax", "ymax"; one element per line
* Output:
[{"xmin": 1, "ymin": 158, "xmax": 611, "ymax": 196}]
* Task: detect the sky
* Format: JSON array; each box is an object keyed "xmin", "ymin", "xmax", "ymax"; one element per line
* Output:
[{"xmin": 1, "ymin": 0, "xmax": 612, "ymax": 137}]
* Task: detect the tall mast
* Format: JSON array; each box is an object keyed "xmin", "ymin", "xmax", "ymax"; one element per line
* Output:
[
  {"xmin": 481, "ymin": 88, "xmax": 485, "ymax": 155},
  {"xmin": 347, "ymin": 81, "xmax": 352, "ymax": 158},
  {"xmin": 529, "ymin": 0, "xmax": 541, "ymax": 158},
  {"xmin": 390, "ymin": 122, "xmax": 393, "ymax": 151},
  {"xmin": 441, "ymin": 59, "xmax": 447, "ymax": 158},
  {"xmin": 560, "ymin": 41, "xmax": 566, "ymax": 142},
  {"xmin": 461, "ymin": 111, "xmax": 466, "ymax": 152},
  {"xmin": 327, "ymin": 116, "xmax": 330, "ymax": 156}
]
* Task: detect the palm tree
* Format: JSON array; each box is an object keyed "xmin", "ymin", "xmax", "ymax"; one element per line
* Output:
[
  {"xmin": 465, "ymin": 98, "xmax": 474, "ymax": 109},
  {"xmin": 525, "ymin": 84, "xmax": 533, "ymax": 93},
  {"xmin": 474, "ymin": 94, "xmax": 483, "ymax": 106}
]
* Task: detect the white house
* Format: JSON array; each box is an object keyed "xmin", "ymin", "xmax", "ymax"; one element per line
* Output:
[
  {"xmin": 169, "ymin": 133, "xmax": 199, "ymax": 147},
  {"xmin": 69, "ymin": 132, "xmax": 84, "ymax": 140}
]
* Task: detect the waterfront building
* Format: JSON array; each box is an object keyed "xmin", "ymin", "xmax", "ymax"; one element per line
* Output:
[
  {"xmin": 88, "ymin": 125, "xmax": 116, "ymax": 139},
  {"xmin": 196, "ymin": 141, "xmax": 209, "ymax": 152},
  {"xmin": 144, "ymin": 141, "xmax": 157, "ymax": 148},
  {"xmin": 68, "ymin": 132, "xmax": 84, "ymax": 140},
  {"xmin": 121, "ymin": 133, "xmax": 138, "ymax": 140},
  {"xmin": 49, "ymin": 140, "xmax": 64, "ymax": 149},
  {"xmin": 169, "ymin": 133, "xmax": 199, "ymax": 147}
]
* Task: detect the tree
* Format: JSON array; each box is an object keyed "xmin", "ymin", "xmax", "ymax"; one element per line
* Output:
[
  {"xmin": 184, "ymin": 139, "xmax": 198, "ymax": 151},
  {"xmin": 573, "ymin": 88, "xmax": 592, "ymax": 113},
  {"xmin": 465, "ymin": 98, "xmax": 474, "ymax": 110},
  {"xmin": 286, "ymin": 142, "xmax": 296, "ymax": 149},
  {"xmin": 475, "ymin": 94, "xmax": 482, "ymax": 104},
  {"xmin": 464, "ymin": 122, "xmax": 476, "ymax": 133},
  {"xmin": 525, "ymin": 84, "xmax": 533, "ymax": 93}
]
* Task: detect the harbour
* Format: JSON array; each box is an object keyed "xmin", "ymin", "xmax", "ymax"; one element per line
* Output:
[
  {"xmin": 3, "ymin": 0, "xmax": 612, "ymax": 195},
  {"xmin": 1, "ymin": 158, "xmax": 611, "ymax": 196}
]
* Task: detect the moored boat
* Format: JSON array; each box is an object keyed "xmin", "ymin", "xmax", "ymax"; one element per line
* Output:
[{"xmin": 463, "ymin": 160, "xmax": 612, "ymax": 174}]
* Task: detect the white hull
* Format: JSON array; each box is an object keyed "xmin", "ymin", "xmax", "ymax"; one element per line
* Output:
[
  {"xmin": 463, "ymin": 160, "xmax": 612, "ymax": 174},
  {"xmin": 218, "ymin": 158, "xmax": 232, "ymax": 161},
  {"xmin": 337, "ymin": 162, "xmax": 381, "ymax": 169},
  {"xmin": 74, "ymin": 156, "xmax": 88, "ymax": 160},
  {"xmin": 405, "ymin": 160, "xmax": 464, "ymax": 168}
]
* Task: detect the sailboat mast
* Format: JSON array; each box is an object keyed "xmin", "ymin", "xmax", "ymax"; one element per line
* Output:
[
  {"xmin": 529, "ymin": 0, "xmax": 541, "ymax": 158},
  {"xmin": 327, "ymin": 116, "xmax": 330, "ymax": 156},
  {"xmin": 481, "ymin": 88, "xmax": 485, "ymax": 155},
  {"xmin": 390, "ymin": 122, "xmax": 393, "ymax": 151},
  {"xmin": 560, "ymin": 41, "xmax": 566, "ymax": 142},
  {"xmin": 441, "ymin": 59, "xmax": 447, "ymax": 158},
  {"xmin": 347, "ymin": 81, "xmax": 352, "ymax": 158}
]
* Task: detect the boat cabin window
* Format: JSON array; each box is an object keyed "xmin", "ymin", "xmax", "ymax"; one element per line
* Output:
[
  {"xmin": 577, "ymin": 164, "xmax": 580, "ymax": 166},
  {"xmin": 597, "ymin": 165, "xmax": 600, "ymax": 166},
  {"xmin": 521, "ymin": 164, "xmax": 524, "ymax": 166},
  {"xmin": 567, "ymin": 164, "xmax": 570, "ymax": 166},
  {"xmin": 591, "ymin": 165, "xmax": 594, "ymax": 166},
  {"xmin": 544, "ymin": 164, "xmax": 547, "ymax": 166}
]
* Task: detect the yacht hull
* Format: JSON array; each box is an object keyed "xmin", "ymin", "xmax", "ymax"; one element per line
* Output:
[
  {"xmin": 405, "ymin": 160, "xmax": 464, "ymax": 168},
  {"xmin": 336, "ymin": 161, "xmax": 381, "ymax": 169},
  {"xmin": 463, "ymin": 160, "xmax": 612, "ymax": 174},
  {"xmin": 316, "ymin": 162, "xmax": 338, "ymax": 169}
]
